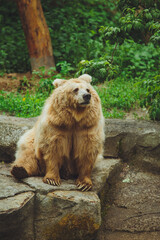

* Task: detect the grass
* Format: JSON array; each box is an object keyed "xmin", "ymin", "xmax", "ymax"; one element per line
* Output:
[
  {"xmin": 95, "ymin": 77, "xmax": 146, "ymax": 119},
  {"xmin": 0, "ymin": 91, "xmax": 47, "ymax": 117},
  {"xmin": 0, "ymin": 76, "xmax": 148, "ymax": 119}
]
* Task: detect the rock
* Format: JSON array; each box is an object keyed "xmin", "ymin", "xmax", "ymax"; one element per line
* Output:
[
  {"xmin": 22, "ymin": 158, "xmax": 121, "ymax": 195},
  {"xmin": 1, "ymin": 115, "xmax": 160, "ymax": 173},
  {"xmin": 97, "ymin": 231, "xmax": 160, "ymax": 240},
  {"xmin": 1, "ymin": 115, "xmax": 160, "ymax": 240},
  {"xmin": 104, "ymin": 119, "xmax": 160, "ymax": 173},
  {"xmin": 99, "ymin": 165, "xmax": 160, "ymax": 234},
  {"xmin": 0, "ymin": 174, "xmax": 34, "ymax": 198},
  {"xmin": 0, "ymin": 190, "xmax": 35, "ymax": 240},
  {"xmin": 35, "ymin": 191, "xmax": 100, "ymax": 240},
  {"xmin": 0, "ymin": 157, "xmax": 121, "ymax": 240},
  {"xmin": 0, "ymin": 162, "xmax": 35, "ymax": 240},
  {"xmin": 0, "ymin": 115, "xmax": 37, "ymax": 162}
]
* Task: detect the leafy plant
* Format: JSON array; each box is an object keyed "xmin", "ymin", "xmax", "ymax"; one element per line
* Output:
[
  {"xmin": 32, "ymin": 66, "xmax": 63, "ymax": 94},
  {"xmin": 100, "ymin": 0, "xmax": 160, "ymax": 45},
  {"xmin": 140, "ymin": 75, "xmax": 160, "ymax": 120},
  {"xmin": 93, "ymin": 77, "xmax": 147, "ymax": 118},
  {"xmin": 76, "ymin": 57, "xmax": 119, "ymax": 84},
  {"xmin": 0, "ymin": 0, "xmax": 117, "ymax": 72},
  {"xmin": 0, "ymin": 91, "xmax": 46, "ymax": 118},
  {"xmin": 56, "ymin": 61, "xmax": 74, "ymax": 76},
  {"xmin": 76, "ymin": 39, "xmax": 160, "ymax": 83}
]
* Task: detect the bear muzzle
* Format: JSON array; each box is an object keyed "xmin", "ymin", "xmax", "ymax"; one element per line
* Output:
[{"xmin": 81, "ymin": 93, "xmax": 91, "ymax": 105}]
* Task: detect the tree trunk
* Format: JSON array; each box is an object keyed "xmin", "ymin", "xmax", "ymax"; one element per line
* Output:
[{"xmin": 16, "ymin": 0, "xmax": 55, "ymax": 71}]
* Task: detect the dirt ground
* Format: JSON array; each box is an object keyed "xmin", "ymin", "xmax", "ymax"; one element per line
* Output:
[{"xmin": 0, "ymin": 72, "xmax": 39, "ymax": 92}]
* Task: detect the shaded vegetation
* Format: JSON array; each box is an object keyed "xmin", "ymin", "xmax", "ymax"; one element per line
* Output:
[{"xmin": 0, "ymin": 0, "xmax": 159, "ymax": 120}]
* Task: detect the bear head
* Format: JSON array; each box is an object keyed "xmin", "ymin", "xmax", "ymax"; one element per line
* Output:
[{"xmin": 52, "ymin": 74, "xmax": 98, "ymax": 108}]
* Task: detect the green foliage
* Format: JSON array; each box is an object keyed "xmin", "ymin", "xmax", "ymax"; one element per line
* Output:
[
  {"xmin": 0, "ymin": 0, "xmax": 160, "ymax": 121},
  {"xmin": 100, "ymin": 0, "xmax": 160, "ymax": 45},
  {"xmin": 0, "ymin": 91, "xmax": 46, "ymax": 118},
  {"xmin": 0, "ymin": 0, "xmax": 117, "ymax": 72},
  {"xmin": 94, "ymin": 77, "xmax": 146, "ymax": 118},
  {"xmin": 76, "ymin": 40, "xmax": 160, "ymax": 83},
  {"xmin": 43, "ymin": 0, "xmax": 116, "ymax": 67},
  {"xmin": 0, "ymin": 1, "xmax": 30, "ymax": 72},
  {"xmin": 140, "ymin": 75, "xmax": 160, "ymax": 120},
  {"xmin": 56, "ymin": 61, "xmax": 74, "ymax": 76},
  {"xmin": 0, "ymin": 65, "xmax": 75, "ymax": 117},
  {"xmin": 76, "ymin": 58, "xmax": 119, "ymax": 84},
  {"xmin": 0, "ymin": 73, "xmax": 145, "ymax": 119},
  {"xmin": 114, "ymin": 40, "xmax": 159, "ymax": 79}
]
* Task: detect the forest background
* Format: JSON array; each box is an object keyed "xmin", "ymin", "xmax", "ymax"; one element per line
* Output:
[{"xmin": 0, "ymin": 0, "xmax": 160, "ymax": 120}]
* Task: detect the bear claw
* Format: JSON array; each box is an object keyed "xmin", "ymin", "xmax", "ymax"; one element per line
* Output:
[
  {"xmin": 82, "ymin": 185, "xmax": 92, "ymax": 192},
  {"xmin": 45, "ymin": 177, "xmax": 61, "ymax": 186},
  {"xmin": 76, "ymin": 177, "xmax": 92, "ymax": 191},
  {"xmin": 77, "ymin": 183, "xmax": 92, "ymax": 191}
]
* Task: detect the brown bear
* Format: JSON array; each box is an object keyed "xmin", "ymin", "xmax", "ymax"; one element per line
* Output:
[{"xmin": 11, "ymin": 74, "xmax": 105, "ymax": 191}]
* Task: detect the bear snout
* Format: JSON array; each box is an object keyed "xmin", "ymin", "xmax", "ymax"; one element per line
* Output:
[{"xmin": 83, "ymin": 93, "xmax": 91, "ymax": 103}]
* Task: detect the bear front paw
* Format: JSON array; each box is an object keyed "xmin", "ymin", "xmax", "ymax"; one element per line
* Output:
[
  {"xmin": 43, "ymin": 176, "xmax": 61, "ymax": 186},
  {"xmin": 76, "ymin": 177, "xmax": 92, "ymax": 192}
]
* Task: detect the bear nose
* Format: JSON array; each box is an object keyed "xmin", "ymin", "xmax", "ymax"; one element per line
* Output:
[{"xmin": 83, "ymin": 93, "xmax": 91, "ymax": 102}]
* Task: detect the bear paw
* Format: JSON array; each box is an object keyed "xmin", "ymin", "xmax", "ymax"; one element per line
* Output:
[
  {"xmin": 43, "ymin": 176, "xmax": 61, "ymax": 186},
  {"xmin": 76, "ymin": 177, "xmax": 92, "ymax": 192},
  {"xmin": 11, "ymin": 165, "xmax": 28, "ymax": 179}
]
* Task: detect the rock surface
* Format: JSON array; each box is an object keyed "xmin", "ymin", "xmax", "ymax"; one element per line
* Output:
[
  {"xmin": 0, "ymin": 115, "xmax": 36, "ymax": 162},
  {"xmin": 104, "ymin": 119, "xmax": 160, "ymax": 173},
  {"xmin": 0, "ymin": 115, "xmax": 160, "ymax": 240},
  {"xmin": 98, "ymin": 231, "xmax": 160, "ymax": 240},
  {"xmin": 0, "ymin": 158, "xmax": 120, "ymax": 240},
  {"xmin": 97, "ymin": 164, "xmax": 160, "ymax": 240},
  {"xmin": 0, "ymin": 116, "xmax": 160, "ymax": 173}
]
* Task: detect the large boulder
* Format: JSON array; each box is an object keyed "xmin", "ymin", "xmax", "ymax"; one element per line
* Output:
[
  {"xmin": 0, "ymin": 159, "xmax": 120, "ymax": 240},
  {"xmin": 0, "ymin": 115, "xmax": 36, "ymax": 162},
  {"xmin": 97, "ymin": 164, "xmax": 160, "ymax": 240},
  {"xmin": 0, "ymin": 170, "xmax": 35, "ymax": 240},
  {"xmin": 104, "ymin": 119, "xmax": 160, "ymax": 173}
]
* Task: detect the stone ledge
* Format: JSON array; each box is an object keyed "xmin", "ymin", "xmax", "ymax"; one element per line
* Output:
[
  {"xmin": 104, "ymin": 119, "xmax": 160, "ymax": 173},
  {"xmin": 0, "ymin": 158, "xmax": 121, "ymax": 240},
  {"xmin": 0, "ymin": 116, "xmax": 160, "ymax": 173},
  {"xmin": 97, "ymin": 165, "xmax": 160, "ymax": 240}
]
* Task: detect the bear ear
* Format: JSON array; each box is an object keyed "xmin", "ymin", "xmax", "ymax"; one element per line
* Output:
[
  {"xmin": 53, "ymin": 79, "xmax": 67, "ymax": 88},
  {"xmin": 78, "ymin": 74, "xmax": 92, "ymax": 83}
]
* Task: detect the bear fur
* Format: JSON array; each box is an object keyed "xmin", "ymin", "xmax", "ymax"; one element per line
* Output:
[{"xmin": 11, "ymin": 74, "xmax": 105, "ymax": 191}]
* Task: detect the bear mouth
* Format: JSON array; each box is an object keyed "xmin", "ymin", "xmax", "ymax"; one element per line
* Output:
[{"xmin": 80, "ymin": 101, "xmax": 90, "ymax": 106}]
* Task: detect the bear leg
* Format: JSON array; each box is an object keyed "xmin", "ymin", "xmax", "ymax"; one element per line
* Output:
[
  {"xmin": 75, "ymin": 134, "xmax": 101, "ymax": 191},
  {"xmin": 43, "ymin": 157, "xmax": 61, "ymax": 186},
  {"xmin": 11, "ymin": 148, "xmax": 40, "ymax": 179}
]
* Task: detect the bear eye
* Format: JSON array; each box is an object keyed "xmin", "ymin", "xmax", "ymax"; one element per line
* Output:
[
  {"xmin": 73, "ymin": 88, "xmax": 79, "ymax": 93},
  {"xmin": 86, "ymin": 89, "xmax": 90, "ymax": 93}
]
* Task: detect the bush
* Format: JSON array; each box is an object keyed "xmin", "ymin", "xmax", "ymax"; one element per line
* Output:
[
  {"xmin": 76, "ymin": 57, "xmax": 119, "ymax": 84},
  {"xmin": 0, "ymin": 0, "xmax": 117, "ymax": 72},
  {"xmin": 114, "ymin": 40, "xmax": 160, "ymax": 80},
  {"xmin": 0, "ymin": 2, "xmax": 30, "ymax": 73},
  {"xmin": 141, "ymin": 74, "xmax": 160, "ymax": 120},
  {"xmin": 76, "ymin": 40, "xmax": 160, "ymax": 83}
]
